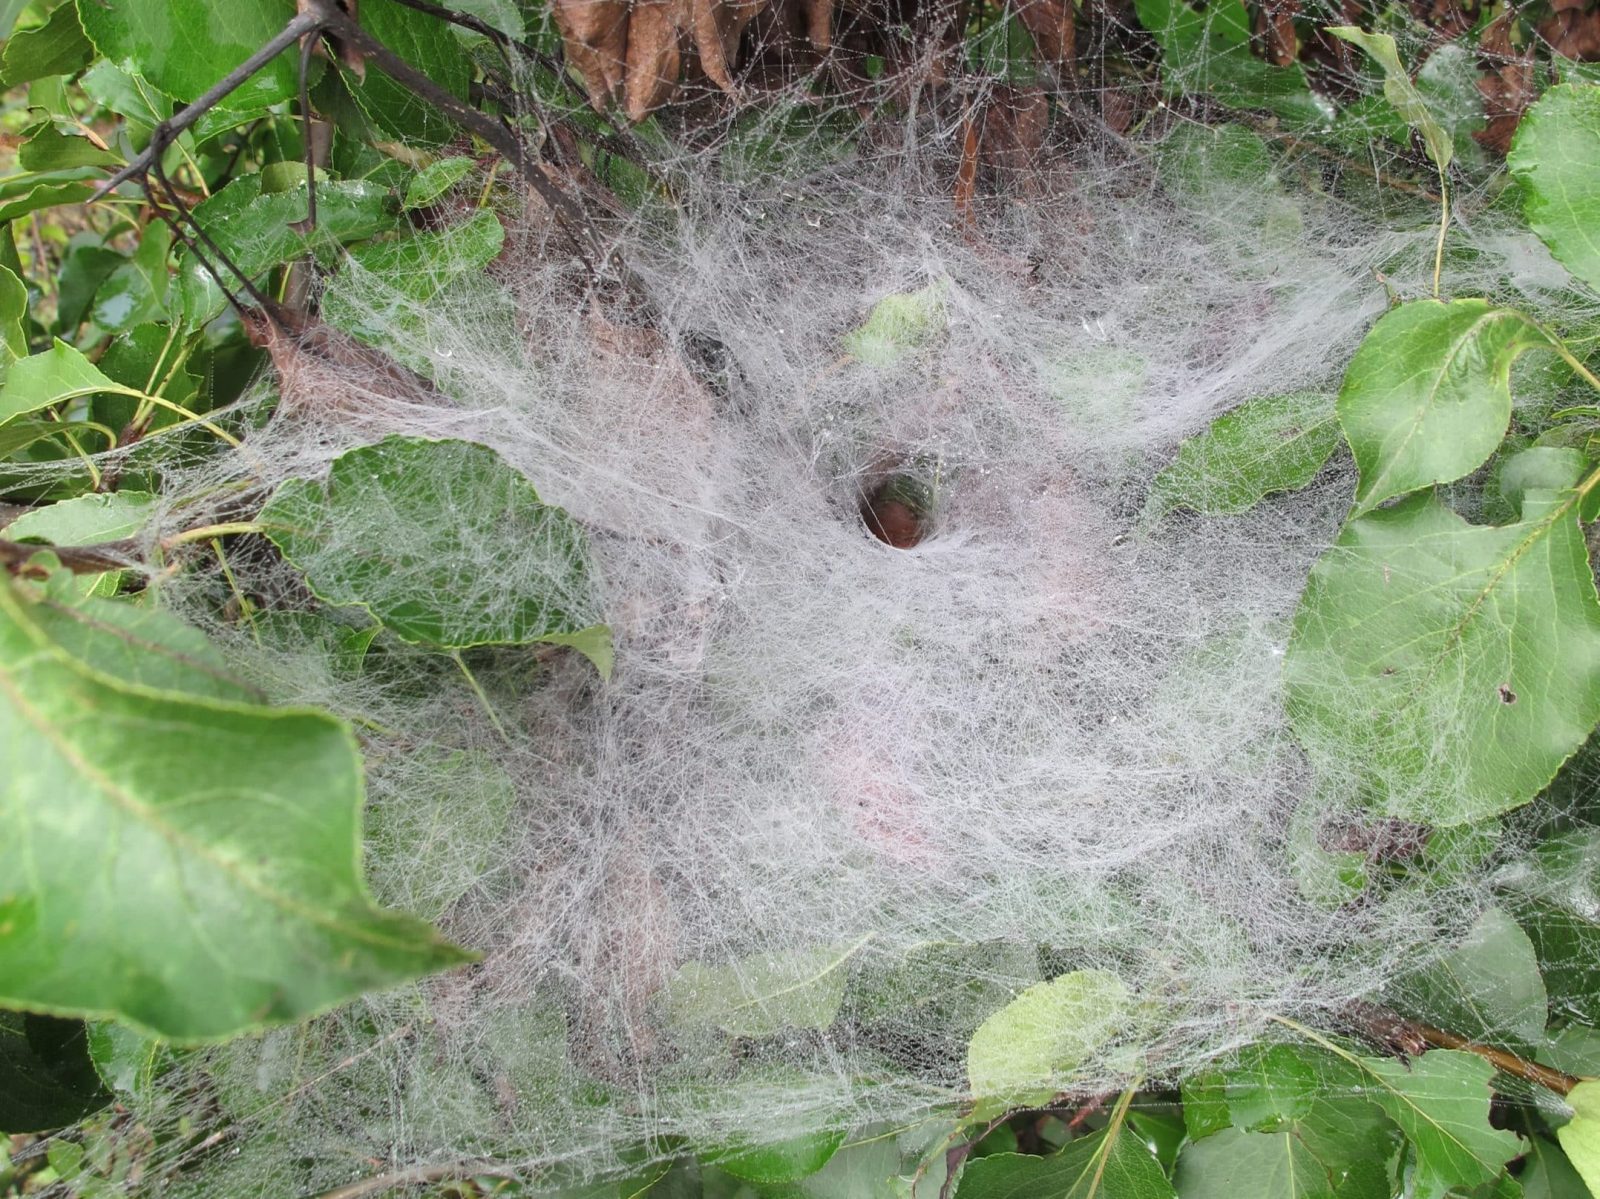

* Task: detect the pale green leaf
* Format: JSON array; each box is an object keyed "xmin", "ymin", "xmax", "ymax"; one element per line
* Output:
[
  {"xmin": 966, "ymin": 969, "xmax": 1132, "ymax": 1102},
  {"xmin": 664, "ymin": 941, "xmax": 864, "ymax": 1037},
  {"xmin": 1392, "ymin": 906, "xmax": 1548, "ymax": 1047},
  {"xmin": 0, "ymin": 568, "xmax": 472, "ymax": 1041},
  {"xmin": 404, "ymin": 156, "xmax": 477, "ymax": 209},
  {"xmin": 844, "ymin": 282, "xmax": 947, "ymax": 366},
  {"xmin": 1557, "ymin": 1081, "xmax": 1600, "ymax": 1198},
  {"xmin": 1173, "ymin": 1127, "xmax": 1338, "ymax": 1199},
  {"xmin": 0, "ymin": 338, "xmax": 135, "ymax": 425},
  {"xmin": 1508, "ymin": 84, "xmax": 1600, "ymax": 295},
  {"xmin": 1327, "ymin": 27, "xmax": 1453, "ymax": 170},
  {"xmin": 1286, "ymin": 489, "xmax": 1600, "ymax": 824},
  {"xmin": 1337, "ymin": 300, "xmax": 1548, "ymax": 516},
  {"xmin": 259, "ymin": 436, "xmax": 612, "ymax": 673}
]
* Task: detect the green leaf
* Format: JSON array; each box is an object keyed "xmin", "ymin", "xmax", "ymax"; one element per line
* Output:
[
  {"xmin": 1173, "ymin": 1127, "xmax": 1339, "ymax": 1199},
  {"xmin": 1557, "ymin": 1081, "xmax": 1600, "ymax": 1197},
  {"xmin": 1286, "ymin": 489, "xmax": 1600, "ymax": 824},
  {"xmin": 74, "ymin": 0, "xmax": 304, "ymax": 107},
  {"xmin": 5, "ymin": 491, "xmax": 158, "ymax": 595},
  {"xmin": 0, "ymin": 179, "xmax": 96, "ymax": 223},
  {"xmin": 1355, "ymin": 1051, "xmax": 1522, "ymax": 1195},
  {"xmin": 1133, "ymin": 0, "xmax": 1332, "ymax": 127},
  {"xmin": 664, "ymin": 942, "xmax": 863, "ymax": 1037},
  {"xmin": 326, "ymin": 209, "xmax": 504, "ymax": 311},
  {"xmin": 0, "ymin": 2, "xmax": 93, "ymax": 88},
  {"xmin": 954, "ymin": 1127, "xmax": 1175, "ymax": 1199},
  {"xmin": 1522, "ymin": 1133, "xmax": 1591, "ymax": 1199},
  {"xmin": 78, "ymin": 61, "xmax": 172, "ymax": 130},
  {"xmin": 92, "ymin": 222, "xmax": 171, "ymax": 333},
  {"xmin": 1327, "ymin": 27, "xmax": 1453, "ymax": 170},
  {"xmin": 0, "ymin": 567, "xmax": 472, "ymax": 1041},
  {"xmin": 1508, "ymin": 84, "xmax": 1600, "ymax": 295},
  {"xmin": 1337, "ymin": 300, "xmax": 1548, "ymax": 517},
  {"xmin": 966, "ymin": 969, "xmax": 1133, "ymax": 1103},
  {"xmin": 1143, "ymin": 391, "xmax": 1337, "ymax": 522},
  {"xmin": 85, "ymin": 1020, "xmax": 172, "ymax": 1099},
  {"xmin": 340, "ymin": 0, "xmax": 474, "ymax": 146},
  {"xmin": 0, "ymin": 338, "xmax": 136, "ymax": 425},
  {"xmin": 0, "ymin": 263, "xmax": 28, "ymax": 370},
  {"xmin": 843, "ymin": 281, "xmax": 948, "ymax": 366},
  {"xmin": 0, "ymin": 1011, "xmax": 108, "ymax": 1133},
  {"xmin": 1500, "ymin": 831, "xmax": 1600, "ymax": 1026},
  {"xmin": 177, "ymin": 175, "xmax": 398, "ymax": 326},
  {"xmin": 1496, "ymin": 447, "xmax": 1587, "ymax": 519},
  {"xmin": 404, "ymin": 155, "xmax": 477, "ymax": 208},
  {"xmin": 17, "ymin": 121, "xmax": 120, "ymax": 172},
  {"xmin": 260, "ymin": 436, "xmax": 611, "ymax": 672},
  {"xmin": 1391, "ymin": 906, "xmax": 1547, "ymax": 1047},
  {"xmin": 713, "ymin": 1130, "xmax": 845, "ymax": 1185}
]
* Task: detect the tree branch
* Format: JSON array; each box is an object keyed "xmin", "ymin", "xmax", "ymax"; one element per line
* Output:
[
  {"xmin": 92, "ymin": 10, "xmax": 325, "ymax": 201},
  {"xmin": 0, "ymin": 538, "xmax": 142, "ymax": 576}
]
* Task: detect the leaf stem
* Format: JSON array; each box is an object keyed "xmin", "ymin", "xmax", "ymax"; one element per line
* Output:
[
  {"xmin": 1431, "ymin": 167, "xmax": 1449, "ymax": 299},
  {"xmin": 452, "ymin": 651, "xmax": 510, "ymax": 743},
  {"xmin": 163, "ymin": 522, "xmax": 263, "ymax": 548}
]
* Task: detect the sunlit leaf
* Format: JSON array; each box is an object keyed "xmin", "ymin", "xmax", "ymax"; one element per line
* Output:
[
  {"xmin": 1337, "ymin": 300, "xmax": 1548, "ymax": 516},
  {"xmin": 1286, "ymin": 489, "xmax": 1600, "ymax": 824},
  {"xmin": 966, "ymin": 969, "xmax": 1133, "ymax": 1103},
  {"xmin": 0, "ymin": 566, "xmax": 472, "ymax": 1041}
]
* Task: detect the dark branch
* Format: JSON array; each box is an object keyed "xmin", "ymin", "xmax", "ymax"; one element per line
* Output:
[
  {"xmin": 0, "ymin": 538, "xmax": 142, "ymax": 576},
  {"xmin": 310, "ymin": 0, "xmax": 609, "ymax": 275},
  {"xmin": 93, "ymin": 10, "xmax": 324, "ymax": 200}
]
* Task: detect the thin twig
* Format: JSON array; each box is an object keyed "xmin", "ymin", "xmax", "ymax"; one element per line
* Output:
[
  {"xmin": 93, "ymin": 11, "xmax": 325, "ymax": 200},
  {"xmin": 1343, "ymin": 1001, "xmax": 1581, "ymax": 1096},
  {"xmin": 310, "ymin": 0, "xmax": 609, "ymax": 275},
  {"xmin": 0, "ymin": 537, "xmax": 142, "ymax": 576}
]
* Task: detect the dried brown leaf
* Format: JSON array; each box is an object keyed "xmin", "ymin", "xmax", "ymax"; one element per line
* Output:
[
  {"xmin": 692, "ymin": 0, "xmax": 770, "ymax": 92},
  {"xmin": 1014, "ymin": 0, "xmax": 1074, "ymax": 68},
  {"xmin": 625, "ymin": 0, "xmax": 689, "ymax": 120},
  {"xmin": 552, "ymin": 0, "xmax": 631, "ymax": 110}
]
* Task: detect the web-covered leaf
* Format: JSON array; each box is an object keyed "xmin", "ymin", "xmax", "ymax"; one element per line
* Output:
[
  {"xmin": 956, "ymin": 1127, "xmax": 1174, "ymax": 1199},
  {"xmin": 1143, "ymin": 391, "xmax": 1338, "ymax": 521},
  {"xmin": 259, "ymin": 436, "xmax": 612, "ymax": 673}
]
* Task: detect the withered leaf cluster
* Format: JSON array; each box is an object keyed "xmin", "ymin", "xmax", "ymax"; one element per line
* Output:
[{"xmin": 550, "ymin": 0, "xmax": 1076, "ymax": 120}]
